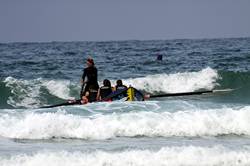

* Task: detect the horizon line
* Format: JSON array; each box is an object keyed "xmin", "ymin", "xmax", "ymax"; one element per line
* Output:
[{"xmin": 1, "ymin": 36, "xmax": 250, "ymax": 44}]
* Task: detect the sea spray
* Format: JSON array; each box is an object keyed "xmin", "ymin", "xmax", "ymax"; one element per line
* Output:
[
  {"xmin": 1, "ymin": 68, "xmax": 219, "ymax": 108},
  {"xmin": 3, "ymin": 77, "xmax": 75, "ymax": 108},
  {"xmin": 1, "ymin": 106, "xmax": 250, "ymax": 139},
  {"xmin": 1, "ymin": 146, "xmax": 250, "ymax": 166},
  {"xmin": 122, "ymin": 67, "xmax": 219, "ymax": 93}
]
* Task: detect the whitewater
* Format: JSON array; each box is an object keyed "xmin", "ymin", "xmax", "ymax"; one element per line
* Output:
[{"xmin": 1, "ymin": 38, "xmax": 250, "ymax": 165}]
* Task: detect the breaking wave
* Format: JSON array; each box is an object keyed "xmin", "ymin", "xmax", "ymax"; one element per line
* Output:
[
  {"xmin": 1, "ymin": 106, "xmax": 250, "ymax": 140},
  {"xmin": 0, "ymin": 67, "xmax": 219, "ymax": 108},
  {"xmin": 123, "ymin": 67, "xmax": 219, "ymax": 93},
  {"xmin": 1, "ymin": 146, "xmax": 250, "ymax": 166}
]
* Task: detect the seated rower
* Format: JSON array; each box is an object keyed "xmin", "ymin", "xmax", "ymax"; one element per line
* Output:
[
  {"xmin": 97, "ymin": 79, "xmax": 113, "ymax": 101},
  {"xmin": 115, "ymin": 79, "xmax": 127, "ymax": 91},
  {"xmin": 109, "ymin": 79, "xmax": 128, "ymax": 100}
]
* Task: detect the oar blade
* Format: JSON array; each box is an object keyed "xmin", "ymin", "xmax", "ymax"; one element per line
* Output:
[{"xmin": 149, "ymin": 90, "xmax": 213, "ymax": 98}]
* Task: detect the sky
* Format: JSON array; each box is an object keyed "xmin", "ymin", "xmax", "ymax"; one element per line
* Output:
[{"xmin": 0, "ymin": 0, "xmax": 250, "ymax": 42}]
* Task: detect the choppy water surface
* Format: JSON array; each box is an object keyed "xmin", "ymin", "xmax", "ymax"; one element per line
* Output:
[{"xmin": 0, "ymin": 38, "xmax": 250, "ymax": 165}]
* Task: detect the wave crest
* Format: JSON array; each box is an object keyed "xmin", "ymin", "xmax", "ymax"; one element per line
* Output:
[
  {"xmin": 1, "ymin": 106, "xmax": 250, "ymax": 139},
  {"xmin": 1, "ymin": 146, "xmax": 250, "ymax": 166}
]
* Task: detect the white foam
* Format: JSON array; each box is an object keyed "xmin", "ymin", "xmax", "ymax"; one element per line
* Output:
[
  {"xmin": 3, "ymin": 77, "xmax": 75, "ymax": 108},
  {"xmin": 1, "ymin": 146, "xmax": 250, "ymax": 166},
  {"xmin": 122, "ymin": 67, "xmax": 219, "ymax": 93},
  {"xmin": 1, "ymin": 106, "xmax": 250, "ymax": 139},
  {"xmin": 42, "ymin": 80, "xmax": 74, "ymax": 100},
  {"xmin": 4, "ymin": 77, "xmax": 42, "ymax": 108},
  {"xmin": 3, "ymin": 68, "xmax": 219, "ymax": 108}
]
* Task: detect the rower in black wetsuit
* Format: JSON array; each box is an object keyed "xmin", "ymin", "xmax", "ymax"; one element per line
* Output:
[
  {"xmin": 115, "ymin": 79, "xmax": 127, "ymax": 91},
  {"xmin": 84, "ymin": 85, "xmax": 98, "ymax": 103},
  {"xmin": 112, "ymin": 79, "xmax": 128, "ymax": 100},
  {"xmin": 80, "ymin": 58, "xmax": 99, "ymax": 98},
  {"xmin": 97, "ymin": 79, "xmax": 113, "ymax": 101}
]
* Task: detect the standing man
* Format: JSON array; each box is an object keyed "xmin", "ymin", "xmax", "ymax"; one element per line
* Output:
[{"xmin": 80, "ymin": 58, "xmax": 99, "ymax": 98}]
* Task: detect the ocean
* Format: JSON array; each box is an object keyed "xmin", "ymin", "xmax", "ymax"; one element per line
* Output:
[{"xmin": 0, "ymin": 37, "xmax": 250, "ymax": 165}]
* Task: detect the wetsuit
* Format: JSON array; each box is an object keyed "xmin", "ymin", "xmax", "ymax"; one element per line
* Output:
[
  {"xmin": 87, "ymin": 89, "xmax": 98, "ymax": 102},
  {"xmin": 81, "ymin": 66, "xmax": 99, "ymax": 98},
  {"xmin": 113, "ymin": 85, "xmax": 128, "ymax": 100},
  {"xmin": 100, "ymin": 86, "xmax": 113, "ymax": 100},
  {"xmin": 115, "ymin": 85, "xmax": 127, "ymax": 91}
]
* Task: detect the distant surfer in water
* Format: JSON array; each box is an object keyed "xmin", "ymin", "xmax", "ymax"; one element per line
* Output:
[
  {"xmin": 80, "ymin": 58, "xmax": 99, "ymax": 98},
  {"xmin": 156, "ymin": 54, "xmax": 163, "ymax": 61}
]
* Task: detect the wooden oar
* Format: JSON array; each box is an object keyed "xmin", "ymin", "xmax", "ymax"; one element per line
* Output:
[
  {"xmin": 39, "ymin": 88, "xmax": 235, "ymax": 108},
  {"xmin": 148, "ymin": 89, "xmax": 234, "ymax": 98},
  {"xmin": 39, "ymin": 100, "xmax": 81, "ymax": 108}
]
